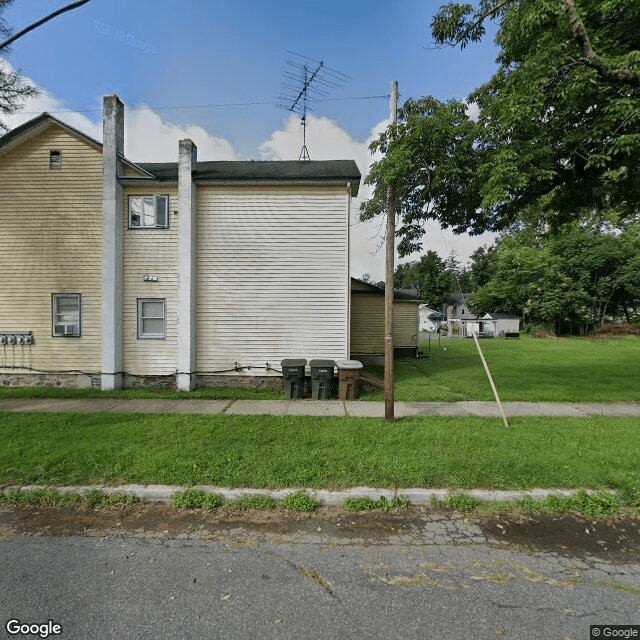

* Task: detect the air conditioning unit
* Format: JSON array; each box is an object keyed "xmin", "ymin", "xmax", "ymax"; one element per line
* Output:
[{"xmin": 54, "ymin": 324, "xmax": 78, "ymax": 336}]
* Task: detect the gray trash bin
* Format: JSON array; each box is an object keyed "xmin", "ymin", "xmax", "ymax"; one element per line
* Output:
[
  {"xmin": 309, "ymin": 359, "xmax": 335, "ymax": 400},
  {"xmin": 281, "ymin": 358, "xmax": 307, "ymax": 399}
]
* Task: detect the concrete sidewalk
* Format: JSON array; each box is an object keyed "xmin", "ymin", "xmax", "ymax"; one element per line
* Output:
[{"xmin": 0, "ymin": 397, "xmax": 638, "ymax": 417}]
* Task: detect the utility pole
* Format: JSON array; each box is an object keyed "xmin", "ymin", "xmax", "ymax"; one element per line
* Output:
[{"xmin": 384, "ymin": 81, "xmax": 398, "ymax": 422}]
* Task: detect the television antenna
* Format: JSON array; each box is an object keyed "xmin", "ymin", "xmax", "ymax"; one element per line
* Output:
[{"xmin": 277, "ymin": 51, "xmax": 351, "ymax": 161}]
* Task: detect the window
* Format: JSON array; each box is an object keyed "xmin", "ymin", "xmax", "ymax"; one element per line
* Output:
[
  {"xmin": 52, "ymin": 294, "xmax": 81, "ymax": 337},
  {"xmin": 128, "ymin": 195, "xmax": 169, "ymax": 229},
  {"xmin": 49, "ymin": 150, "xmax": 61, "ymax": 169},
  {"xmin": 137, "ymin": 299, "xmax": 165, "ymax": 339}
]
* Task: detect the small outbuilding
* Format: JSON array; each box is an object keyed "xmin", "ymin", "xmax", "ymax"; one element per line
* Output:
[
  {"xmin": 350, "ymin": 278, "xmax": 419, "ymax": 365},
  {"xmin": 482, "ymin": 313, "xmax": 520, "ymax": 336}
]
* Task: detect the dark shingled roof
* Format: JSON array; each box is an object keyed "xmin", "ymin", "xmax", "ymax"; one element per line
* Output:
[{"xmin": 137, "ymin": 160, "xmax": 361, "ymax": 194}]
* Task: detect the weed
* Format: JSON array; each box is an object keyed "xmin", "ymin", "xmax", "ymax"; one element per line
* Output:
[
  {"xmin": 0, "ymin": 488, "xmax": 82, "ymax": 505},
  {"xmin": 171, "ymin": 489, "xmax": 224, "ymax": 509},
  {"xmin": 0, "ymin": 487, "xmax": 137, "ymax": 507},
  {"xmin": 280, "ymin": 491, "xmax": 320, "ymax": 512},
  {"xmin": 298, "ymin": 566, "xmax": 333, "ymax": 595},
  {"xmin": 592, "ymin": 580, "xmax": 640, "ymax": 595},
  {"xmin": 517, "ymin": 490, "xmax": 619, "ymax": 516},
  {"xmin": 443, "ymin": 492, "xmax": 481, "ymax": 512}
]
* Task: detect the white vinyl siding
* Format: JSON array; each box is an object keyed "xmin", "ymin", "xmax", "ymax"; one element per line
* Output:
[
  {"xmin": 122, "ymin": 186, "xmax": 178, "ymax": 375},
  {"xmin": 196, "ymin": 185, "xmax": 349, "ymax": 373},
  {"xmin": 0, "ymin": 125, "xmax": 102, "ymax": 372}
]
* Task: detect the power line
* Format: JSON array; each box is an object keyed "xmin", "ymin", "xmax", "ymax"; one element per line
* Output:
[{"xmin": 18, "ymin": 95, "xmax": 389, "ymax": 116}]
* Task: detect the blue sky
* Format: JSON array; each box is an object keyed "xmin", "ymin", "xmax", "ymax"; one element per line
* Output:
[{"xmin": 2, "ymin": 0, "xmax": 500, "ymax": 277}]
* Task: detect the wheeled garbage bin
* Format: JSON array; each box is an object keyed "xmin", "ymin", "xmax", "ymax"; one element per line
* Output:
[
  {"xmin": 335, "ymin": 359, "xmax": 363, "ymax": 400},
  {"xmin": 281, "ymin": 358, "xmax": 307, "ymax": 399},
  {"xmin": 309, "ymin": 359, "xmax": 336, "ymax": 400}
]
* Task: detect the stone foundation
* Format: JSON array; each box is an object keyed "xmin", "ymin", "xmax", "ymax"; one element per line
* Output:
[{"xmin": 0, "ymin": 373, "xmax": 96, "ymax": 388}]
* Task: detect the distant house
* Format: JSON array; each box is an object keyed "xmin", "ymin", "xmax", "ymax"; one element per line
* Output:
[
  {"xmin": 0, "ymin": 94, "xmax": 361, "ymax": 390},
  {"xmin": 444, "ymin": 292, "xmax": 478, "ymax": 337},
  {"xmin": 350, "ymin": 278, "xmax": 419, "ymax": 364},
  {"xmin": 482, "ymin": 313, "xmax": 520, "ymax": 336}
]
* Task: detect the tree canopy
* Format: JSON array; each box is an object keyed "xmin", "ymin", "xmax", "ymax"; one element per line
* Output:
[
  {"xmin": 468, "ymin": 224, "xmax": 640, "ymax": 332},
  {"xmin": 361, "ymin": 0, "xmax": 640, "ymax": 249}
]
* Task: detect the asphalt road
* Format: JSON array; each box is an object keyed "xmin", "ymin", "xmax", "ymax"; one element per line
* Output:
[{"xmin": 1, "ymin": 507, "xmax": 639, "ymax": 639}]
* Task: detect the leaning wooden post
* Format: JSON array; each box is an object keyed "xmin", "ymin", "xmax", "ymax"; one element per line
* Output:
[{"xmin": 384, "ymin": 81, "xmax": 398, "ymax": 422}]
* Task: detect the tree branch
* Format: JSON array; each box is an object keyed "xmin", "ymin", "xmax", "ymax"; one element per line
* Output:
[
  {"xmin": 561, "ymin": 0, "xmax": 640, "ymax": 87},
  {"xmin": 0, "ymin": 0, "xmax": 90, "ymax": 50}
]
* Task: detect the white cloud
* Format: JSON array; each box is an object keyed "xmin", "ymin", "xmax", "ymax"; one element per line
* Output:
[
  {"xmin": 125, "ymin": 106, "xmax": 235, "ymax": 162},
  {"xmin": 0, "ymin": 61, "xmax": 235, "ymax": 161}
]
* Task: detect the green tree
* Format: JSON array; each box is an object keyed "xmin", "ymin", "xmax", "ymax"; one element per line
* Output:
[
  {"xmin": 468, "ymin": 225, "xmax": 640, "ymax": 333},
  {"xmin": 361, "ymin": 1, "xmax": 640, "ymax": 253},
  {"xmin": 431, "ymin": 0, "xmax": 640, "ymax": 229},
  {"xmin": 360, "ymin": 96, "xmax": 484, "ymax": 256},
  {"xmin": 394, "ymin": 250, "xmax": 454, "ymax": 308}
]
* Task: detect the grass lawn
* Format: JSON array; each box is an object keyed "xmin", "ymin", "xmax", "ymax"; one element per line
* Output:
[
  {"xmin": 362, "ymin": 334, "xmax": 640, "ymax": 402},
  {"xmin": 1, "ymin": 411, "xmax": 639, "ymax": 493},
  {"xmin": 1, "ymin": 334, "xmax": 637, "ymax": 403}
]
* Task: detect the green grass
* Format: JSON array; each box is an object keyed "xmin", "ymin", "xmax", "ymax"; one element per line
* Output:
[
  {"xmin": 1, "ymin": 410, "xmax": 639, "ymax": 493},
  {"xmin": 362, "ymin": 334, "xmax": 640, "ymax": 402},
  {"xmin": 0, "ymin": 386, "xmax": 282, "ymax": 400}
]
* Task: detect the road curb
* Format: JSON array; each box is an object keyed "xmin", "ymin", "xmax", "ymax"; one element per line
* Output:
[{"xmin": 1, "ymin": 484, "xmax": 617, "ymax": 506}]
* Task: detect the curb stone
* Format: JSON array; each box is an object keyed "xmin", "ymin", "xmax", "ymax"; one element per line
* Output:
[{"xmin": 1, "ymin": 484, "xmax": 618, "ymax": 506}]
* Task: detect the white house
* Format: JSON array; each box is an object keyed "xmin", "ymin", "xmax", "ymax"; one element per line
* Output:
[{"xmin": 0, "ymin": 95, "xmax": 361, "ymax": 390}]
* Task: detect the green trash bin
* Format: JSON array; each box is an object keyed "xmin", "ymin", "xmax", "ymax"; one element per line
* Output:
[
  {"xmin": 309, "ymin": 359, "xmax": 335, "ymax": 400},
  {"xmin": 281, "ymin": 358, "xmax": 307, "ymax": 399}
]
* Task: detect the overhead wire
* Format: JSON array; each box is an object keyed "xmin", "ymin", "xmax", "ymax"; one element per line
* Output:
[{"xmin": 18, "ymin": 94, "xmax": 389, "ymax": 116}]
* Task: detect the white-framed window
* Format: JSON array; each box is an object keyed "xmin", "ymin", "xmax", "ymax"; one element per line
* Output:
[
  {"xmin": 128, "ymin": 195, "xmax": 169, "ymax": 229},
  {"xmin": 137, "ymin": 299, "xmax": 165, "ymax": 339},
  {"xmin": 52, "ymin": 294, "xmax": 81, "ymax": 337}
]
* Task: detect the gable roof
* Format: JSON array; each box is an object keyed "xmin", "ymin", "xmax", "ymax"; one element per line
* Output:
[
  {"xmin": 0, "ymin": 112, "xmax": 361, "ymax": 191},
  {"xmin": 134, "ymin": 160, "xmax": 361, "ymax": 194},
  {"xmin": 0, "ymin": 112, "xmax": 152, "ymax": 177}
]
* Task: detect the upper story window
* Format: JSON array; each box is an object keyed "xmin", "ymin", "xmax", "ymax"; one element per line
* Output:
[
  {"xmin": 49, "ymin": 150, "xmax": 61, "ymax": 169},
  {"xmin": 128, "ymin": 195, "xmax": 169, "ymax": 229},
  {"xmin": 52, "ymin": 293, "xmax": 81, "ymax": 337}
]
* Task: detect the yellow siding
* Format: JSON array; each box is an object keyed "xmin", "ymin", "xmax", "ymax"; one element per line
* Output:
[
  {"xmin": 122, "ymin": 186, "xmax": 178, "ymax": 375},
  {"xmin": 196, "ymin": 185, "xmax": 349, "ymax": 372},
  {"xmin": 0, "ymin": 124, "xmax": 102, "ymax": 373},
  {"xmin": 350, "ymin": 295, "xmax": 418, "ymax": 354}
]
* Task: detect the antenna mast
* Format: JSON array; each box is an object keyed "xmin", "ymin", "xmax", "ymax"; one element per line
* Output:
[{"xmin": 277, "ymin": 51, "xmax": 351, "ymax": 161}]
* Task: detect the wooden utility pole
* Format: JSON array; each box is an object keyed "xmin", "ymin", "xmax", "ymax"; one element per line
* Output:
[{"xmin": 384, "ymin": 81, "xmax": 398, "ymax": 422}]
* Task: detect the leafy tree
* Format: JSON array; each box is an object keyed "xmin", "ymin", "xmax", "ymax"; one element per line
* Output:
[
  {"xmin": 394, "ymin": 250, "xmax": 454, "ymax": 308},
  {"xmin": 361, "ymin": 0, "xmax": 640, "ymax": 252},
  {"xmin": 431, "ymin": 0, "xmax": 640, "ymax": 229},
  {"xmin": 468, "ymin": 225, "xmax": 640, "ymax": 333},
  {"xmin": 360, "ymin": 96, "xmax": 484, "ymax": 256}
]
